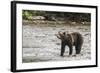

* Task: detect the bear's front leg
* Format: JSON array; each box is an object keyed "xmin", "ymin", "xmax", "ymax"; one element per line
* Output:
[
  {"xmin": 69, "ymin": 45, "xmax": 73, "ymax": 55},
  {"xmin": 60, "ymin": 42, "xmax": 66, "ymax": 57}
]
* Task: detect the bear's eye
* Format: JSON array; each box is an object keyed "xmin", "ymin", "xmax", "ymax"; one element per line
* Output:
[{"xmin": 63, "ymin": 32, "xmax": 66, "ymax": 35}]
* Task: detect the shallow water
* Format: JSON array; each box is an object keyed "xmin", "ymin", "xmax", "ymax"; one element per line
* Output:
[{"xmin": 22, "ymin": 24, "xmax": 91, "ymax": 63}]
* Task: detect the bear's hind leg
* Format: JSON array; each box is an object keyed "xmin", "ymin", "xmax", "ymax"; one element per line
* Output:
[{"xmin": 75, "ymin": 45, "xmax": 82, "ymax": 54}]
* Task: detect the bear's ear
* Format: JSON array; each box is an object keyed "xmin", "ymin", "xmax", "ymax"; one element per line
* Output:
[{"xmin": 66, "ymin": 31, "xmax": 69, "ymax": 34}]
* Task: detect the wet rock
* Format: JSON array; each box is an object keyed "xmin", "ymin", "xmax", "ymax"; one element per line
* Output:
[{"xmin": 56, "ymin": 43, "xmax": 60, "ymax": 45}]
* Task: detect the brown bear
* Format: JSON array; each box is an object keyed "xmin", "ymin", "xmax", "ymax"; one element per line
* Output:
[{"xmin": 56, "ymin": 31, "xmax": 83, "ymax": 57}]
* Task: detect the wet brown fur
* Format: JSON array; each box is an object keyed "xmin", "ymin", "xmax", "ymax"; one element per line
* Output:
[{"xmin": 56, "ymin": 32, "xmax": 83, "ymax": 56}]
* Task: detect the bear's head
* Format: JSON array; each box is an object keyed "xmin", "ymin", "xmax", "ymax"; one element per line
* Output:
[{"xmin": 55, "ymin": 31, "xmax": 69, "ymax": 42}]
